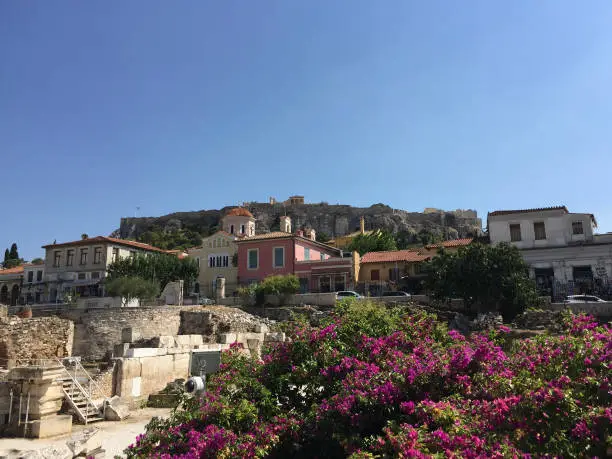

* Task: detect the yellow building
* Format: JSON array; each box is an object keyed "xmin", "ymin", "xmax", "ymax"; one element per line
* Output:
[{"xmin": 358, "ymin": 238, "xmax": 473, "ymax": 294}]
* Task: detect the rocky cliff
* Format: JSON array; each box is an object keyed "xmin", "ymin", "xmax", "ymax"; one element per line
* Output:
[{"xmin": 113, "ymin": 202, "xmax": 482, "ymax": 244}]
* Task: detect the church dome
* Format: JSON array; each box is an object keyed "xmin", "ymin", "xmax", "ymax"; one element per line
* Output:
[{"xmin": 225, "ymin": 207, "xmax": 254, "ymax": 218}]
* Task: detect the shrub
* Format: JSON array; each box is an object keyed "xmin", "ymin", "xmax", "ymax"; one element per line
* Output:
[{"xmin": 125, "ymin": 301, "xmax": 611, "ymax": 458}]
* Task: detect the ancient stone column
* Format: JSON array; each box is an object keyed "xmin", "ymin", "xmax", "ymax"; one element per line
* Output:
[{"xmin": 216, "ymin": 277, "xmax": 226, "ymax": 301}]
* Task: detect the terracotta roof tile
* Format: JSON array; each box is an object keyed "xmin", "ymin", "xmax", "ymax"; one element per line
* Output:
[
  {"xmin": 425, "ymin": 238, "xmax": 474, "ymax": 249},
  {"xmin": 225, "ymin": 207, "xmax": 254, "ymax": 218},
  {"xmin": 238, "ymin": 232, "xmax": 294, "ymax": 241},
  {"xmin": 42, "ymin": 236, "xmax": 167, "ymax": 253},
  {"xmin": 488, "ymin": 206, "xmax": 568, "ymax": 217},
  {"xmin": 361, "ymin": 250, "xmax": 430, "ymax": 264},
  {"xmin": 0, "ymin": 265, "xmax": 25, "ymax": 276}
]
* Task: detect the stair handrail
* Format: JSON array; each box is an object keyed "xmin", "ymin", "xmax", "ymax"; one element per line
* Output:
[
  {"xmin": 71, "ymin": 358, "xmax": 106, "ymax": 403},
  {"xmin": 56, "ymin": 358, "xmax": 102, "ymax": 419}
]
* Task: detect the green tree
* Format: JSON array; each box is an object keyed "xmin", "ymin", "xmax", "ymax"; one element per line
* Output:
[
  {"xmin": 347, "ymin": 229, "xmax": 397, "ymax": 255},
  {"xmin": 3, "ymin": 249, "xmax": 9, "ymax": 264},
  {"xmin": 106, "ymin": 276, "xmax": 160, "ymax": 307},
  {"xmin": 81, "ymin": 233, "xmax": 89, "ymax": 240},
  {"xmin": 395, "ymin": 229, "xmax": 417, "ymax": 249},
  {"xmin": 31, "ymin": 258, "xmax": 44, "ymax": 265},
  {"xmin": 424, "ymin": 243, "xmax": 539, "ymax": 319},
  {"xmin": 316, "ymin": 232, "xmax": 331, "ymax": 244},
  {"xmin": 107, "ymin": 253, "xmax": 199, "ymax": 292},
  {"xmin": 9, "ymin": 243, "xmax": 18, "ymax": 260},
  {"xmin": 2, "ymin": 243, "xmax": 22, "ymax": 268}
]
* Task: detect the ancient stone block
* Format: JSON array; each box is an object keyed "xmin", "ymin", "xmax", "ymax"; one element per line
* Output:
[
  {"xmin": 247, "ymin": 339, "xmax": 260, "ymax": 350},
  {"xmin": 189, "ymin": 335, "xmax": 204, "ymax": 346},
  {"xmin": 113, "ymin": 343, "xmax": 130, "ymax": 357},
  {"xmin": 264, "ymin": 332, "xmax": 286, "ymax": 342},
  {"xmin": 254, "ymin": 324, "xmax": 269, "ymax": 333},
  {"xmin": 121, "ymin": 327, "xmax": 141, "ymax": 343},
  {"xmin": 104, "ymin": 400, "xmax": 130, "ymax": 421},
  {"xmin": 218, "ymin": 333, "xmax": 237, "ymax": 344},
  {"xmin": 119, "ymin": 359, "xmax": 142, "ymax": 379},
  {"xmin": 29, "ymin": 414, "xmax": 73, "ymax": 438},
  {"xmin": 151, "ymin": 335, "xmax": 176, "ymax": 348},
  {"xmin": 125, "ymin": 348, "xmax": 160, "ymax": 358},
  {"xmin": 66, "ymin": 427, "xmax": 102, "ymax": 456},
  {"xmin": 174, "ymin": 335, "xmax": 192, "ymax": 346}
]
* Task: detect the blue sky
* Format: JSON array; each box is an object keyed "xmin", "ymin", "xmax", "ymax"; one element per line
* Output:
[{"xmin": 2, "ymin": 1, "xmax": 612, "ymax": 260}]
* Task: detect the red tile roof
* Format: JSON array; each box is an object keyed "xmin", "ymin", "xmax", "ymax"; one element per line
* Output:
[
  {"xmin": 225, "ymin": 207, "xmax": 254, "ymax": 218},
  {"xmin": 42, "ymin": 236, "xmax": 167, "ymax": 253},
  {"xmin": 488, "ymin": 206, "xmax": 568, "ymax": 217},
  {"xmin": 425, "ymin": 238, "xmax": 473, "ymax": 249},
  {"xmin": 361, "ymin": 250, "xmax": 430, "ymax": 264},
  {"xmin": 0, "ymin": 265, "xmax": 26, "ymax": 276},
  {"xmin": 238, "ymin": 231, "xmax": 294, "ymax": 241}
]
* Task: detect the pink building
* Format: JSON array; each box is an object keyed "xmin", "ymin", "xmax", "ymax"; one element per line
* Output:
[{"xmin": 236, "ymin": 217, "xmax": 358, "ymax": 292}]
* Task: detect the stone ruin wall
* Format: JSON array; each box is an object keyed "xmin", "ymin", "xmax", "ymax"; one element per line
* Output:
[{"xmin": 0, "ymin": 316, "xmax": 74, "ymax": 369}]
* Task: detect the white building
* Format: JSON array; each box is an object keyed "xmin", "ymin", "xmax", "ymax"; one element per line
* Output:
[{"xmin": 488, "ymin": 206, "xmax": 612, "ymax": 300}]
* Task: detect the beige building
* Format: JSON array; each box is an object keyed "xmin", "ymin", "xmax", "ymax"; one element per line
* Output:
[
  {"xmin": 187, "ymin": 207, "xmax": 255, "ymax": 298},
  {"xmin": 0, "ymin": 265, "xmax": 25, "ymax": 306},
  {"xmin": 20, "ymin": 263, "xmax": 46, "ymax": 304},
  {"xmin": 42, "ymin": 236, "xmax": 168, "ymax": 303}
]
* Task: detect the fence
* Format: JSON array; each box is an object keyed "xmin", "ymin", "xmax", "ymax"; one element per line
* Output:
[{"xmin": 550, "ymin": 279, "xmax": 612, "ymax": 303}]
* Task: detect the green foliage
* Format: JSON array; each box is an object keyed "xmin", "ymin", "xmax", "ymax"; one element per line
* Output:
[
  {"xmin": 347, "ymin": 229, "xmax": 397, "ymax": 255},
  {"xmin": 424, "ymin": 243, "xmax": 540, "ymax": 319},
  {"xmin": 9, "ymin": 243, "xmax": 18, "ymax": 260},
  {"xmin": 257, "ymin": 274, "xmax": 300, "ymax": 295},
  {"xmin": 106, "ymin": 253, "xmax": 199, "ymax": 292},
  {"xmin": 106, "ymin": 276, "xmax": 160, "ymax": 306},
  {"xmin": 417, "ymin": 228, "xmax": 444, "ymax": 246},
  {"xmin": 2, "ymin": 243, "xmax": 22, "ymax": 268},
  {"xmin": 138, "ymin": 227, "xmax": 203, "ymax": 251},
  {"xmin": 316, "ymin": 232, "xmax": 331, "ymax": 243},
  {"xmin": 81, "ymin": 233, "xmax": 89, "ymax": 240},
  {"xmin": 30, "ymin": 258, "xmax": 44, "ymax": 265}
]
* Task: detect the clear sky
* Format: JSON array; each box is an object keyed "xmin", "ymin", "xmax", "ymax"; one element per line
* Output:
[{"xmin": 2, "ymin": 1, "xmax": 612, "ymax": 260}]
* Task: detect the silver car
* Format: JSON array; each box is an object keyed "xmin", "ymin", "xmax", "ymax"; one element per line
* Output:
[
  {"xmin": 564, "ymin": 295, "xmax": 606, "ymax": 303},
  {"xmin": 335, "ymin": 291, "xmax": 362, "ymax": 300}
]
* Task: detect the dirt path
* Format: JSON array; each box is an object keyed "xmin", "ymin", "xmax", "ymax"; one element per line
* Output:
[{"xmin": 0, "ymin": 407, "xmax": 171, "ymax": 458}]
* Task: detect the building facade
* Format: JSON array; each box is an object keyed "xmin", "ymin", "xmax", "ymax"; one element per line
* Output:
[
  {"xmin": 488, "ymin": 206, "xmax": 611, "ymax": 300},
  {"xmin": 20, "ymin": 263, "xmax": 46, "ymax": 304},
  {"xmin": 42, "ymin": 236, "xmax": 168, "ymax": 303},
  {"xmin": 0, "ymin": 266, "xmax": 25, "ymax": 306},
  {"xmin": 236, "ymin": 216, "xmax": 358, "ymax": 292},
  {"xmin": 187, "ymin": 208, "xmax": 256, "ymax": 298}
]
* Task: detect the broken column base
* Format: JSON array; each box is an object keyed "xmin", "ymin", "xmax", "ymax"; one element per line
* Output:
[{"xmin": 30, "ymin": 414, "xmax": 73, "ymax": 439}]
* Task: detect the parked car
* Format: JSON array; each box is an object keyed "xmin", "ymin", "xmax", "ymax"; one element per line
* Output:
[
  {"xmin": 381, "ymin": 291, "xmax": 411, "ymax": 298},
  {"xmin": 564, "ymin": 295, "xmax": 606, "ymax": 303},
  {"xmin": 199, "ymin": 297, "xmax": 215, "ymax": 305},
  {"xmin": 335, "ymin": 291, "xmax": 362, "ymax": 300}
]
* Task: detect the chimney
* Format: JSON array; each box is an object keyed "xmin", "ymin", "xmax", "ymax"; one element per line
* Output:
[
  {"xmin": 280, "ymin": 215, "xmax": 292, "ymax": 233},
  {"xmin": 360, "ymin": 216, "xmax": 365, "ymax": 234},
  {"xmin": 308, "ymin": 228, "xmax": 316, "ymax": 241}
]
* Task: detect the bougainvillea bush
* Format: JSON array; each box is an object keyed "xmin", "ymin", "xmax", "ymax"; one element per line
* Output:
[{"xmin": 126, "ymin": 301, "xmax": 611, "ymax": 458}]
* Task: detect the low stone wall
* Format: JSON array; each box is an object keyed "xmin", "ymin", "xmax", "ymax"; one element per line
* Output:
[
  {"xmin": 219, "ymin": 293, "xmax": 337, "ymax": 307},
  {"xmin": 0, "ymin": 317, "xmax": 74, "ymax": 369},
  {"xmin": 33, "ymin": 306, "xmax": 211, "ymax": 361},
  {"xmin": 546, "ymin": 302, "xmax": 612, "ymax": 318}
]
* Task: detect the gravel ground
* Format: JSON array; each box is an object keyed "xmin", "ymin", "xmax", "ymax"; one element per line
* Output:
[{"xmin": 0, "ymin": 407, "xmax": 171, "ymax": 458}]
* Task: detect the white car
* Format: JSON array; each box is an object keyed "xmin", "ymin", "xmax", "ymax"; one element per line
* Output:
[
  {"xmin": 335, "ymin": 291, "xmax": 362, "ymax": 300},
  {"xmin": 564, "ymin": 295, "xmax": 606, "ymax": 303}
]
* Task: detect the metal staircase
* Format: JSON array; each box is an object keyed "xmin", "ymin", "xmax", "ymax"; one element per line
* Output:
[{"xmin": 57, "ymin": 358, "xmax": 105, "ymax": 424}]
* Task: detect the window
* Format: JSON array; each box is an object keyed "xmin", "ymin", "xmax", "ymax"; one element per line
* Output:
[
  {"xmin": 36, "ymin": 270, "xmax": 42, "ymax": 282},
  {"xmin": 230, "ymin": 224, "xmax": 235, "ymax": 235},
  {"xmin": 111, "ymin": 248, "xmax": 119, "ymax": 262},
  {"xmin": 572, "ymin": 221, "xmax": 584, "ymax": 235},
  {"xmin": 79, "ymin": 248, "xmax": 88, "ymax": 265},
  {"xmin": 53, "ymin": 251, "xmax": 61, "ymax": 267},
  {"xmin": 509, "ymin": 224, "xmax": 521, "ymax": 242},
  {"xmin": 224, "ymin": 255, "xmax": 229, "ymax": 267},
  {"xmin": 27, "ymin": 271, "xmax": 33, "ymax": 283},
  {"xmin": 241, "ymin": 224, "xmax": 245, "ymax": 234},
  {"xmin": 534, "ymin": 222, "xmax": 546, "ymax": 240},
  {"xmin": 273, "ymin": 247, "xmax": 284, "ymax": 268},
  {"xmin": 35, "ymin": 292, "xmax": 41, "ymax": 303},
  {"xmin": 320, "ymin": 253, "xmax": 325, "ymax": 260},
  {"xmin": 66, "ymin": 249, "xmax": 74, "ymax": 266},
  {"xmin": 78, "ymin": 273, "xmax": 86, "ymax": 280},
  {"xmin": 371, "ymin": 269, "xmax": 380, "ymax": 281},
  {"xmin": 91, "ymin": 271, "xmax": 100, "ymax": 279},
  {"xmin": 248, "ymin": 249, "xmax": 259, "ymax": 269},
  {"xmin": 389, "ymin": 268, "xmax": 399, "ymax": 282},
  {"xmin": 304, "ymin": 248, "xmax": 310, "ymax": 260},
  {"xmin": 93, "ymin": 247, "xmax": 103, "ymax": 264},
  {"xmin": 334, "ymin": 274, "xmax": 345, "ymax": 292}
]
